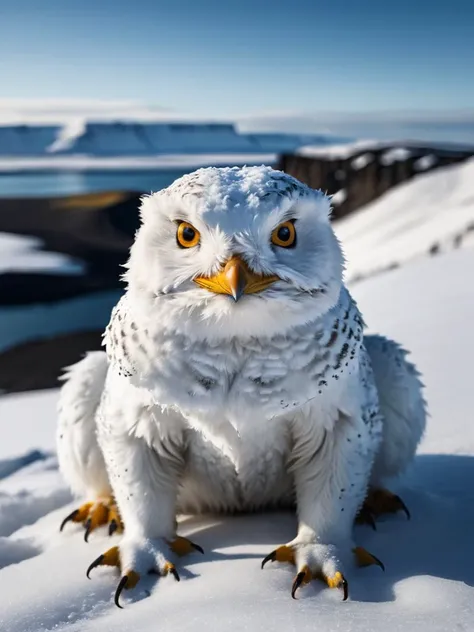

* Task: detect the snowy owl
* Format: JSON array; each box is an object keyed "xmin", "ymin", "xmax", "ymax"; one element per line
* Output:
[{"xmin": 57, "ymin": 166, "xmax": 426, "ymax": 607}]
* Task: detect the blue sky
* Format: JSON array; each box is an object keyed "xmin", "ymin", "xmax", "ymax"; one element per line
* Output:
[{"xmin": 1, "ymin": 0, "xmax": 473, "ymax": 118}]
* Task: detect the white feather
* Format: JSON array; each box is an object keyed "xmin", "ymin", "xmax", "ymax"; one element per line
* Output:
[{"xmin": 57, "ymin": 166, "xmax": 426, "ymax": 578}]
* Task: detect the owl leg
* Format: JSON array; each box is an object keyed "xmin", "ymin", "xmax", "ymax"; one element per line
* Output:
[
  {"xmin": 357, "ymin": 487, "xmax": 410, "ymax": 527},
  {"xmin": 60, "ymin": 497, "xmax": 124, "ymax": 541},
  {"xmin": 261, "ymin": 544, "xmax": 383, "ymax": 598},
  {"xmin": 87, "ymin": 536, "xmax": 203, "ymax": 608},
  {"xmin": 261, "ymin": 411, "xmax": 384, "ymax": 600},
  {"xmin": 93, "ymin": 416, "xmax": 198, "ymax": 607}
]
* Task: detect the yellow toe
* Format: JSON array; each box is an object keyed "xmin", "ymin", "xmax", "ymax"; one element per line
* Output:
[
  {"xmin": 353, "ymin": 546, "xmax": 385, "ymax": 570},
  {"xmin": 168, "ymin": 536, "xmax": 204, "ymax": 556}
]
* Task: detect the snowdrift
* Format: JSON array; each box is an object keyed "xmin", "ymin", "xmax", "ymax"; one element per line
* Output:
[{"xmin": 334, "ymin": 158, "xmax": 474, "ymax": 282}]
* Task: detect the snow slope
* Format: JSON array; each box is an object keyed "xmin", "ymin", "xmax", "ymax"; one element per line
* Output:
[
  {"xmin": 334, "ymin": 158, "xmax": 474, "ymax": 282},
  {"xmin": 1, "ymin": 247, "xmax": 474, "ymax": 632}
]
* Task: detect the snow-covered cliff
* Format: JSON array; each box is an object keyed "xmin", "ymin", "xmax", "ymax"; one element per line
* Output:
[{"xmin": 0, "ymin": 120, "xmax": 333, "ymax": 157}]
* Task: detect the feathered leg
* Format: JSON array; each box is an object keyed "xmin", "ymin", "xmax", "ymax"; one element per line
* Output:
[
  {"xmin": 359, "ymin": 335, "xmax": 427, "ymax": 526},
  {"xmin": 88, "ymin": 373, "xmax": 203, "ymax": 607},
  {"xmin": 262, "ymin": 405, "xmax": 384, "ymax": 600},
  {"xmin": 57, "ymin": 352, "xmax": 122, "ymax": 539}
]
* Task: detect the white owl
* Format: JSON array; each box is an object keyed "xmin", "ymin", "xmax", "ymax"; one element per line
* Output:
[{"xmin": 57, "ymin": 166, "xmax": 426, "ymax": 607}]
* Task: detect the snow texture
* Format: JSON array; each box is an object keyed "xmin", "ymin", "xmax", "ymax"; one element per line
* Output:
[
  {"xmin": 334, "ymin": 158, "xmax": 474, "ymax": 282},
  {"xmin": 298, "ymin": 139, "xmax": 472, "ymax": 159},
  {"xmin": 351, "ymin": 153, "xmax": 374, "ymax": 170},
  {"xmin": 380, "ymin": 147, "xmax": 412, "ymax": 165},
  {"xmin": 414, "ymin": 154, "xmax": 438, "ymax": 171}
]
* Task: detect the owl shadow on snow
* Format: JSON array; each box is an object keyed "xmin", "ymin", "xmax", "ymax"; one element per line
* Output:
[{"xmin": 172, "ymin": 454, "xmax": 474, "ymax": 603}]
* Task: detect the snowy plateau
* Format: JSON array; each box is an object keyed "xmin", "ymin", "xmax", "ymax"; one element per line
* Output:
[
  {"xmin": 1, "ymin": 158, "xmax": 474, "ymax": 631},
  {"xmin": 0, "ymin": 118, "xmax": 341, "ymax": 172}
]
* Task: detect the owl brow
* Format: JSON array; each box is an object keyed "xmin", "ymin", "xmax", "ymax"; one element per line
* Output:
[
  {"xmin": 168, "ymin": 210, "xmax": 192, "ymax": 224},
  {"xmin": 271, "ymin": 207, "xmax": 298, "ymax": 228}
]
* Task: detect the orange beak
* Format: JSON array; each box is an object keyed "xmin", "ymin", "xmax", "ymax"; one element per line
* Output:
[{"xmin": 194, "ymin": 256, "xmax": 279, "ymax": 301}]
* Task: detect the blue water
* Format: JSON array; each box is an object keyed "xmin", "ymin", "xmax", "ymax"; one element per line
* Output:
[{"xmin": 0, "ymin": 169, "xmax": 192, "ymax": 197}]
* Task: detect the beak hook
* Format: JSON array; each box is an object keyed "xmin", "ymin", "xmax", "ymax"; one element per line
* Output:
[{"xmin": 224, "ymin": 257, "xmax": 247, "ymax": 302}]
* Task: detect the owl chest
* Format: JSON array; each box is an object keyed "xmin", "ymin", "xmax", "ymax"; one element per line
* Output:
[
  {"xmin": 169, "ymin": 339, "xmax": 339, "ymax": 421},
  {"xmin": 180, "ymin": 420, "xmax": 294, "ymax": 512}
]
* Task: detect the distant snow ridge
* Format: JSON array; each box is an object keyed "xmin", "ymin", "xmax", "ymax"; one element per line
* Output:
[
  {"xmin": 0, "ymin": 120, "xmax": 333, "ymax": 158},
  {"xmin": 0, "ymin": 125, "xmax": 59, "ymax": 156},
  {"xmin": 335, "ymin": 158, "xmax": 474, "ymax": 283}
]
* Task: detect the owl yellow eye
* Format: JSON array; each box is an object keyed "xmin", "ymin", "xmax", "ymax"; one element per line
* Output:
[
  {"xmin": 177, "ymin": 221, "xmax": 200, "ymax": 248},
  {"xmin": 271, "ymin": 220, "xmax": 296, "ymax": 248}
]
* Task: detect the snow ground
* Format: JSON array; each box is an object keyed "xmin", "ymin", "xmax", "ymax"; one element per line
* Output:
[
  {"xmin": 1, "ymin": 246, "xmax": 473, "ymax": 631},
  {"xmin": 0, "ymin": 232, "xmax": 83, "ymax": 275},
  {"xmin": 334, "ymin": 158, "xmax": 474, "ymax": 282}
]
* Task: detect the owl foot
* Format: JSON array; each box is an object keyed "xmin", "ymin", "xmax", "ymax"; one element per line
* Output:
[
  {"xmin": 59, "ymin": 497, "xmax": 123, "ymax": 541},
  {"xmin": 357, "ymin": 488, "xmax": 410, "ymax": 527},
  {"xmin": 86, "ymin": 536, "xmax": 203, "ymax": 608},
  {"xmin": 261, "ymin": 542, "xmax": 383, "ymax": 600}
]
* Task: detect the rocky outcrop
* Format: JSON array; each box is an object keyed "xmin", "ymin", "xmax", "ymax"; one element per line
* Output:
[{"xmin": 278, "ymin": 142, "xmax": 474, "ymax": 219}]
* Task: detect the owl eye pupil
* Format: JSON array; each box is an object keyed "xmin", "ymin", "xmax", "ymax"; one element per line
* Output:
[
  {"xmin": 182, "ymin": 226, "xmax": 195, "ymax": 242},
  {"xmin": 277, "ymin": 226, "xmax": 291, "ymax": 242}
]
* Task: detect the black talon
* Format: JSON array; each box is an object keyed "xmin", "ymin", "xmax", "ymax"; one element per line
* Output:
[
  {"xmin": 108, "ymin": 519, "xmax": 118, "ymax": 536},
  {"xmin": 395, "ymin": 496, "xmax": 411, "ymax": 520},
  {"xmin": 341, "ymin": 576, "xmax": 349, "ymax": 601},
  {"xmin": 366, "ymin": 512, "xmax": 377, "ymax": 531},
  {"xmin": 169, "ymin": 567, "xmax": 180, "ymax": 582},
  {"xmin": 261, "ymin": 550, "xmax": 277, "ymax": 569},
  {"xmin": 86, "ymin": 554, "xmax": 104, "ymax": 579},
  {"xmin": 356, "ymin": 506, "xmax": 377, "ymax": 531},
  {"xmin": 291, "ymin": 571, "xmax": 306, "ymax": 600},
  {"xmin": 84, "ymin": 518, "xmax": 92, "ymax": 543},
  {"xmin": 191, "ymin": 542, "xmax": 204, "ymax": 554},
  {"xmin": 372, "ymin": 554, "xmax": 385, "ymax": 572},
  {"xmin": 114, "ymin": 576, "xmax": 128, "ymax": 609},
  {"xmin": 59, "ymin": 509, "xmax": 79, "ymax": 532}
]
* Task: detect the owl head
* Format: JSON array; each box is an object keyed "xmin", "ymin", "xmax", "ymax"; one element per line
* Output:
[{"xmin": 125, "ymin": 166, "xmax": 344, "ymax": 340}]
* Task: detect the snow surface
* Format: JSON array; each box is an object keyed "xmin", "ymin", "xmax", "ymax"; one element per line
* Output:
[
  {"xmin": 414, "ymin": 155, "xmax": 438, "ymax": 172},
  {"xmin": 298, "ymin": 139, "xmax": 473, "ymax": 160},
  {"xmin": 1, "ymin": 247, "xmax": 474, "ymax": 631},
  {"xmin": 0, "ymin": 232, "xmax": 83, "ymax": 275},
  {"xmin": 351, "ymin": 153, "xmax": 374, "ymax": 170},
  {"xmin": 334, "ymin": 158, "xmax": 474, "ymax": 282},
  {"xmin": 380, "ymin": 147, "xmax": 412, "ymax": 165},
  {"xmin": 299, "ymin": 139, "xmax": 384, "ymax": 159}
]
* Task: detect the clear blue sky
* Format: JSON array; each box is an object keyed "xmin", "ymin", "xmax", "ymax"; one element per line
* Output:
[{"xmin": 1, "ymin": 0, "xmax": 473, "ymax": 117}]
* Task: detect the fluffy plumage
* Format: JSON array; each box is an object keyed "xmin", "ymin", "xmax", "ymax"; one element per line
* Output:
[{"xmin": 57, "ymin": 166, "xmax": 426, "ymax": 597}]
